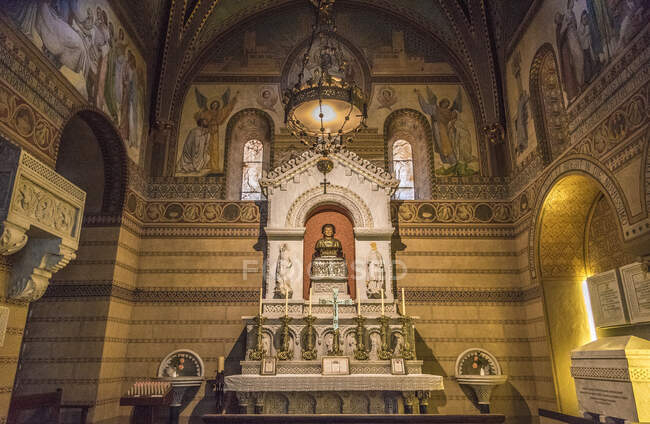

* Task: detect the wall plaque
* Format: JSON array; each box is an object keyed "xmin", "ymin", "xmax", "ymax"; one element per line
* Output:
[
  {"xmin": 586, "ymin": 269, "xmax": 627, "ymax": 327},
  {"xmin": 620, "ymin": 262, "xmax": 650, "ymax": 324}
]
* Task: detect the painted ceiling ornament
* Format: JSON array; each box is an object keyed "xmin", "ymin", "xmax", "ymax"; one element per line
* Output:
[
  {"xmin": 377, "ymin": 86, "xmax": 397, "ymax": 110},
  {"xmin": 283, "ymin": 0, "xmax": 368, "ymax": 157}
]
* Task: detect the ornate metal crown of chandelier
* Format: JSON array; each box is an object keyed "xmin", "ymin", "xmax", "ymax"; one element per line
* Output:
[{"xmin": 283, "ymin": 0, "xmax": 368, "ymax": 156}]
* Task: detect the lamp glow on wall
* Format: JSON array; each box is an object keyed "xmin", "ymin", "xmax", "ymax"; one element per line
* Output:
[{"xmin": 581, "ymin": 279, "xmax": 597, "ymax": 342}]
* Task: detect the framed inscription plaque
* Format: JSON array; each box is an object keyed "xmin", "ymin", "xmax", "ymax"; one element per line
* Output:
[
  {"xmin": 620, "ymin": 262, "xmax": 650, "ymax": 324},
  {"xmin": 586, "ymin": 269, "xmax": 628, "ymax": 327},
  {"xmin": 321, "ymin": 356, "xmax": 350, "ymax": 375}
]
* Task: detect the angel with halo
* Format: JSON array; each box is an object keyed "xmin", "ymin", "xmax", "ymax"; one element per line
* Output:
[{"xmin": 415, "ymin": 87, "xmax": 476, "ymax": 176}]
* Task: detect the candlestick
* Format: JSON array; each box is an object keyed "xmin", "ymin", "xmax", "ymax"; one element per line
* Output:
[
  {"xmin": 259, "ymin": 287, "xmax": 263, "ymax": 316},
  {"xmin": 309, "ymin": 287, "xmax": 312, "ymax": 315},
  {"xmin": 285, "ymin": 289, "xmax": 288, "ymax": 316},
  {"xmin": 218, "ymin": 356, "xmax": 225, "ymax": 372},
  {"xmin": 402, "ymin": 287, "xmax": 406, "ymax": 316},
  {"xmin": 381, "ymin": 289, "xmax": 385, "ymax": 316},
  {"xmin": 357, "ymin": 295, "xmax": 361, "ymax": 316}
]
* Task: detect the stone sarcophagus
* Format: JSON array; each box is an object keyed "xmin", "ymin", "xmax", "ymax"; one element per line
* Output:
[{"xmin": 571, "ymin": 335, "xmax": 650, "ymax": 423}]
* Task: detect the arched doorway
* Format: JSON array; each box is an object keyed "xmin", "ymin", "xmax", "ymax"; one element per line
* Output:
[
  {"xmin": 303, "ymin": 205, "xmax": 356, "ymax": 300},
  {"xmin": 14, "ymin": 110, "xmax": 128, "ymax": 420},
  {"xmin": 535, "ymin": 173, "xmax": 633, "ymax": 414}
]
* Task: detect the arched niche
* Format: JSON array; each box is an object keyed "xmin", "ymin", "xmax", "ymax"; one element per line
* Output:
[
  {"xmin": 532, "ymin": 171, "xmax": 633, "ymax": 415},
  {"xmin": 224, "ymin": 108, "xmax": 274, "ymax": 200},
  {"xmin": 384, "ymin": 109, "xmax": 433, "ymax": 199},
  {"xmin": 302, "ymin": 204, "xmax": 356, "ymax": 300},
  {"xmin": 529, "ymin": 44, "xmax": 569, "ymax": 165},
  {"xmin": 55, "ymin": 109, "xmax": 127, "ymax": 217}
]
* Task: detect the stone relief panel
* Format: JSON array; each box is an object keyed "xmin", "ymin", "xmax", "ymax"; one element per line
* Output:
[
  {"xmin": 0, "ymin": 81, "xmax": 59, "ymax": 165},
  {"xmin": 391, "ymin": 201, "xmax": 513, "ymax": 224}
]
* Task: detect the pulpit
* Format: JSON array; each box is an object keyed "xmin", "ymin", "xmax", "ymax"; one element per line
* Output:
[{"xmin": 220, "ymin": 149, "xmax": 444, "ymax": 415}]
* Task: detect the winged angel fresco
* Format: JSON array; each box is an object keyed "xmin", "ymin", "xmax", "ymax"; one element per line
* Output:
[
  {"xmin": 178, "ymin": 87, "xmax": 238, "ymax": 174},
  {"xmin": 415, "ymin": 87, "xmax": 476, "ymax": 176}
]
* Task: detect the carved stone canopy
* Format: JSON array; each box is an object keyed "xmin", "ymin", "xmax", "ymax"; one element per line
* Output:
[{"xmin": 0, "ymin": 140, "xmax": 85, "ymax": 302}]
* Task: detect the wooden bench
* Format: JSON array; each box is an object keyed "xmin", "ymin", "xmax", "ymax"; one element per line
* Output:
[{"xmin": 7, "ymin": 389, "xmax": 92, "ymax": 424}]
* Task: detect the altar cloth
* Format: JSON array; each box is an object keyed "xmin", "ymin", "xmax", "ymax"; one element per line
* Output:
[{"xmin": 225, "ymin": 374, "xmax": 444, "ymax": 392}]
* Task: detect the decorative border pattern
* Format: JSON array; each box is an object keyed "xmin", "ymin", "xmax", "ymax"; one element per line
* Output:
[{"xmin": 42, "ymin": 284, "xmax": 542, "ymax": 305}]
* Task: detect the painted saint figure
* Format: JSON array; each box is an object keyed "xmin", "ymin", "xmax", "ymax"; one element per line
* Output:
[
  {"xmin": 178, "ymin": 116, "xmax": 210, "ymax": 173},
  {"xmin": 555, "ymin": 0, "xmax": 584, "ymax": 101},
  {"xmin": 415, "ymin": 87, "xmax": 475, "ymax": 176}
]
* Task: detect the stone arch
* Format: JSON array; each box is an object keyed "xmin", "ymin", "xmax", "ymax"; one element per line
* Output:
[
  {"xmin": 287, "ymin": 185, "xmax": 373, "ymax": 228},
  {"xmin": 528, "ymin": 157, "xmax": 634, "ymax": 415},
  {"xmin": 291, "ymin": 393, "xmax": 316, "ymax": 414},
  {"xmin": 528, "ymin": 155, "xmax": 630, "ymax": 281},
  {"xmin": 349, "ymin": 393, "xmax": 370, "ymax": 414},
  {"xmin": 316, "ymin": 392, "xmax": 343, "ymax": 414},
  {"xmin": 529, "ymin": 44, "xmax": 569, "ymax": 165},
  {"xmin": 224, "ymin": 108, "xmax": 275, "ymax": 200},
  {"xmin": 264, "ymin": 393, "xmax": 289, "ymax": 414},
  {"xmin": 384, "ymin": 109, "xmax": 434, "ymax": 199},
  {"xmin": 55, "ymin": 108, "xmax": 128, "ymax": 217}
]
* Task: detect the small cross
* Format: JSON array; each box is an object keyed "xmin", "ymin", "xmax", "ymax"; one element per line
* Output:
[
  {"xmin": 320, "ymin": 288, "xmax": 353, "ymax": 330},
  {"xmin": 320, "ymin": 174, "xmax": 331, "ymax": 194}
]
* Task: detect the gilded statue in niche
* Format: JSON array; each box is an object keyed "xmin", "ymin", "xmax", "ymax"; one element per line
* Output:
[{"xmin": 314, "ymin": 224, "xmax": 343, "ymax": 258}]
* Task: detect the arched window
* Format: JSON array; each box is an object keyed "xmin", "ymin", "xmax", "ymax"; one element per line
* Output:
[
  {"xmin": 241, "ymin": 139, "xmax": 264, "ymax": 200},
  {"xmin": 392, "ymin": 139, "xmax": 415, "ymax": 200}
]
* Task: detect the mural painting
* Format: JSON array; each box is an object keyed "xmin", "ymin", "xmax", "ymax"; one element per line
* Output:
[
  {"xmin": 6, "ymin": 0, "xmax": 147, "ymax": 162},
  {"xmin": 554, "ymin": 0, "xmax": 647, "ymax": 102},
  {"xmin": 197, "ymin": 5, "xmax": 455, "ymax": 79},
  {"xmin": 415, "ymin": 87, "xmax": 477, "ymax": 176},
  {"xmin": 177, "ymin": 87, "xmax": 239, "ymax": 175}
]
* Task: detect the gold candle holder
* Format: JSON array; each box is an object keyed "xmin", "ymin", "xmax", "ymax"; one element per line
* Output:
[
  {"xmin": 329, "ymin": 328, "xmax": 343, "ymax": 356},
  {"xmin": 276, "ymin": 315, "xmax": 293, "ymax": 361},
  {"xmin": 400, "ymin": 315, "xmax": 416, "ymax": 360},
  {"xmin": 353, "ymin": 315, "xmax": 368, "ymax": 360},
  {"xmin": 248, "ymin": 314, "xmax": 267, "ymax": 360},
  {"xmin": 378, "ymin": 315, "xmax": 393, "ymax": 360},
  {"xmin": 301, "ymin": 315, "xmax": 317, "ymax": 360}
]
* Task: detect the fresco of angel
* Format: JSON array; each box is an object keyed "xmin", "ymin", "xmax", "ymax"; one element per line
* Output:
[
  {"xmin": 415, "ymin": 87, "xmax": 477, "ymax": 176},
  {"xmin": 178, "ymin": 87, "xmax": 239, "ymax": 175}
]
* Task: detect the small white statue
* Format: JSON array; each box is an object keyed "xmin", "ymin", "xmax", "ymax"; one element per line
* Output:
[
  {"xmin": 366, "ymin": 242, "xmax": 385, "ymax": 299},
  {"xmin": 345, "ymin": 332, "xmax": 357, "ymax": 356},
  {"xmin": 274, "ymin": 244, "xmax": 293, "ymax": 299},
  {"xmin": 393, "ymin": 333, "xmax": 404, "ymax": 356},
  {"xmin": 369, "ymin": 332, "xmax": 381, "ymax": 360}
]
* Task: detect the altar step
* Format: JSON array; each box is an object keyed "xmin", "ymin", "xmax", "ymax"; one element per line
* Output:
[{"xmin": 202, "ymin": 414, "xmax": 506, "ymax": 424}]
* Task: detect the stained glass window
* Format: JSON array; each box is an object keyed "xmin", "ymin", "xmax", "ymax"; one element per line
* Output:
[
  {"xmin": 241, "ymin": 139, "xmax": 263, "ymax": 200},
  {"xmin": 392, "ymin": 139, "xmax": 415, "ymax": 200}
]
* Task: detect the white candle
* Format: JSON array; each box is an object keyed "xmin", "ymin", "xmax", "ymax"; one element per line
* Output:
[
  {"xmin": 309, "ymin": 287, "xmax": 312, "ymax": 316},
  {"xmin": 285, "ymin": 289, "xmax": 289, "ymax": 316},
  {"xmin": 402, "ymin": 287, "xmax": 406, "ymax": 316},
  {"xmin": 218, "ymin": 356, "xmax": 225, "ymax": 372},
  {"xmin": 381, "ymin": 289, "xmax": 385, "ymax": 316},
  {"xmin": 259, "ymin": 288, "xmax": 263, "ymax": 316},
  {"xmin": 358, "ymin": 295, "xmax": 361, "ymax": 316}
]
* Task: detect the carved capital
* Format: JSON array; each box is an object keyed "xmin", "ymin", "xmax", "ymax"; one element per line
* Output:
[
  {"xmin": 8, "ymin": 237, "xmax": 76, "ymax": 302},
  {"xmin": 0, "ymin": 221, "xmax": 28, "ymax": 255}
]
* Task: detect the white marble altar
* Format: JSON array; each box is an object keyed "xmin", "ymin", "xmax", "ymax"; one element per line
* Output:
[{"xmin": 224, "ymin": 150, "xmax": 444, "ymax": 414}]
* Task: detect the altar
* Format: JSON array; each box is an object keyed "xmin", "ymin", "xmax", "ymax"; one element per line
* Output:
[{"xmin": 223, "ymin": 149, "xmax": 445, "ymax": 415}]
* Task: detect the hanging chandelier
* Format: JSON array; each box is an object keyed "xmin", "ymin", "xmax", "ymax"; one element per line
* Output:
[{"xmin": 283, "ymin": 0, "xmax": 367, "ymax": 156}]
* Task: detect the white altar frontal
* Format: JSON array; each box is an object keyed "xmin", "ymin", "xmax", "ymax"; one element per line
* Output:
[{"xmin": 224, "ymin": 150, "xmax": 444, "ymax": 415}]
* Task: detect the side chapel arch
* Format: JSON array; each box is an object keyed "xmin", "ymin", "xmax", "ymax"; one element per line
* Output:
[
  {"xmin": 529, "ymin": 157, "xmax": 633, "ymax": 415},
  {"xmin": 529, "ymin": 44, "xmax": 569, "ymax": 165},
  {"xmin": 55, "ymin": 108, "xmax": 128, "ymax": 217},
  {"xmin": 224, "ymin": 108, "xmax": 274, "ymax": 200},
  {"xmin": 384, "ymin": 109, "xmax": 433, "ymax": 199}
]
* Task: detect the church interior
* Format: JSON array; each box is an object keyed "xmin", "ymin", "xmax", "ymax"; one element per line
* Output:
[{"xmin": 0, "ymin": 0, "xmax": 648, "ymax": 423}]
